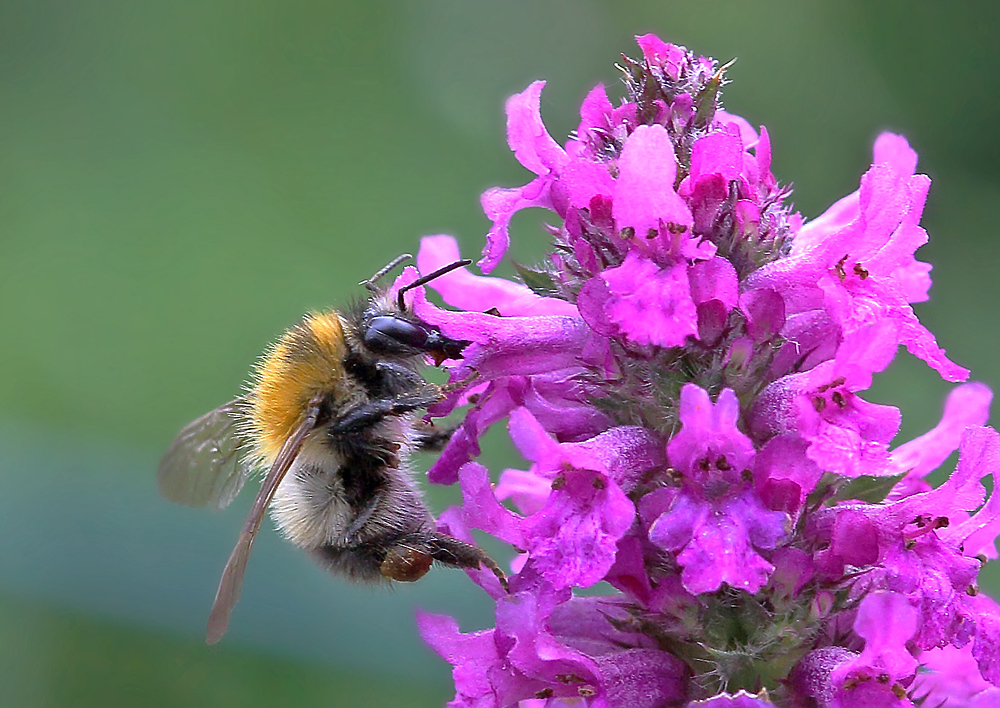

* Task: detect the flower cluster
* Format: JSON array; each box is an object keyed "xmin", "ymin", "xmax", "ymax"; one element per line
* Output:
[{"xmin": 408, "ymin": 35, "xmax": 1000, "ymax": 707}]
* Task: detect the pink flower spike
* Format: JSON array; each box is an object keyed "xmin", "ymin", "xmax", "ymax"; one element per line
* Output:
[{"xmin": 410, "ymin": 35, "xmax": 994, "ymax": 706}]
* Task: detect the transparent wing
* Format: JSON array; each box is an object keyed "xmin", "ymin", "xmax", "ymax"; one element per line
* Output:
[
  {"xmin": 205, "ymin": 396, "xmax": 323, "ymax": 644},
  {"xmin": 158, "ymin": 397, "xmax": 255, "ymax": 510}
]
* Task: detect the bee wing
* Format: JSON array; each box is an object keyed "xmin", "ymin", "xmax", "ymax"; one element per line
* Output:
[
  {"xmin": 158, "ymin": 397, "xmax": 255, "ymax": 510},
  {"xmin": 205, "ymin": 396, "xmax": 323, "ymax": 645}
]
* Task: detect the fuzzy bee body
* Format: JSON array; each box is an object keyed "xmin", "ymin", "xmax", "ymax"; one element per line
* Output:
[{"xmin": 159, "ymin": 261, "xmax": 505, "ymax": 644}]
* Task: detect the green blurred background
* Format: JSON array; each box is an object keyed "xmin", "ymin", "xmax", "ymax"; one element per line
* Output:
[{"xmin": 2, "ymin": 2, "xmax": 999, "ymax": 706}]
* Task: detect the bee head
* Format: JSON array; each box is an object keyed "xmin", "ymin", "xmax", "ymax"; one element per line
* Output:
[
  {"xmin": 360, "ymin": 255, "xmax": 473, "ymax": 364},
  {"xmin": 363, "ymin": 314, "xmax": 469, "ymax": 364}
]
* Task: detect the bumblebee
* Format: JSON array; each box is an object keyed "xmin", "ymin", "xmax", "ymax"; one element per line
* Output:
[{"xmin": 158, "ymin": 256, "xmax": 506, "ymax": 644}]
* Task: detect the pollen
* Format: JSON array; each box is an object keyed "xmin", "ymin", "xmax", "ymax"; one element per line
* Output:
[{"xmin": 247, "ymin": 311, "xmax": 348, "ymax": 462}]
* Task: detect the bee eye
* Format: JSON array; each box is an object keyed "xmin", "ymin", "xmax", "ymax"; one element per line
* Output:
[
  {"xmin": 364, "ymin": 315, "xmax": 469, "ymax": 361},
  {"xmin": 364, "ymin": 316, "xmax": 432, "ymax": 353}
]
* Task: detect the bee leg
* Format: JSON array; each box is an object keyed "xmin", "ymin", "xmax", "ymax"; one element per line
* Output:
[
  {"xmin": 381, "ymin": 533, "xmax": 509, "ymax": 591},
  {"xmin": 342, "ymin": 488, "xmax": 386, "ymax": 543},
  {"xmin": 330, "ymin": 388, "xmax": 442, "ymax": 435},
  {"xmin": 411, "ymin": 419, "xmax": 455, "ymax": 452},
  {"xmin": 373, "ymin": 361, "xmax": 425, "ymax": 392}
]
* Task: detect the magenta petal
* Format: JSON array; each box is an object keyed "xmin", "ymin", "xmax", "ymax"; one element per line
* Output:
[
  {"xmin": 459, "ymin": 462, "xmax": 526, "ymax": 549},
  {"xmin": 643, "ymin": 487, "xmax": 695, "ymax": 551},
  {"xmin": 577, "ymin": 83, "xmax": 614, "ymax": 138},
  {"xmin": 563, "ymin": 426, "xmax": 665, "ymax": 492},
  {"xmin": 717, "ymin": 110, "xmax": 759, "ymax": 147},
  {"xmin": 889, "ymin": 296, "xmax": 970, "ymax": 382},
  {"xmin": 507, "ymin": 405, "xmax": 563, "ymax": 465},
  {"xmin": 480, "ymin": 177, "xmax": 554, "ymax": 273},
  {"xmin": 417, "ymin": 234, "xmax": 577, "ymax": 316},
  {"xmin": 522, "ymin": 375, "xmax": 613, "ymax": 442},
  {"xmin": 689, "ymin": 256, "xmax": 739, "ymax": 310},
  {"xmin": 522, "ymin": 470, "xmax": 635, "ymax": 588},
  {"xmin": 495, "ymin": 467, "xmax": 551, "ymax": 516},
  {"xmin": 813, "ymin": 508, "xmax": 879, "ymax": 578},
  {"xmin": 414, "ymin": 290, "xmax": 591, "ymax": 378},
  {"xmin": 416, "ymin": 612, "xmax": 500, "ymax": 706},
  {"xmin": 794, "ymin": 189, "xmax": 860, "ymax": 255},
  {"xmin": 740, "ymin": 287, "xmax": 786, "ymax": 343},
  {"xmin": 647, "ymin": 489, "xmax": 783, "ymax": 595},
  {"xmin": 668, "ymin": 385, "xmax": 755, "ymax": 478},
  {"xmin": 635, "ymin": 34, "xmax": 687, "ymax": 79},
  {"xmin": 674, "ymin": 499, "xmax": 776, "ymax": 594},
  {"xmin": 505, "ymin": 81, "xmax": 566, "ymax": 176},
  {"xmin": 915, "ymin": 644, "xmax": 1000, "ymax": 704},
  {"xmin": 892, "ymin": 425, "xmax": 993, "ymax": 527},
  {"xmin": 769, "ymin": 547, "xmax": 815, "ymax": 600},
  {"xmin": 693, "ymin": 692, "xmax": 777, "ymax": 707},
  {"xmin": 577, "ymin": 276, "xmax": 616, "ymax": 336},
  {"xmin": 604, "ymin": 535, "xmax": 653, "ymax": 604},
  {"xmin": 563, "ymin": 155, "xmax": 616, "ymax": 210},
  {"xmin": 755, "ymin": 125, "xmax": 774, "ymax": 184},
  {"xmin": 494, "ymin": 590, "xmax": 600, "ymax": 696},
  {"xmin": 832, "ymin": 591, "xmax": 919, "ymax": 687},
  {"xmin": 689, "ymin": 130, "xmax": 744, "ymax": 183},
  {"xmin": 944, "ymin": 427, "xmax": 1000, "ymax": 557},
  {"xmin": 755, "ymin": 434, "xmax": 824, "ymax": 514},
  {"xmin": 873, "ymin": 132, "xmax": 918, "ymax": 176},
  {"xmin": 972, "ymin": 595, "xmax": 1000, "ymax": 687},
  {"xmin": 890, "ymin": 382, "xmax": 993, "ymax": 479},
  {"xmin": 600, "ymin": 251, "xmax": 698, "ymax": 348},
  {"xmin": 428, "ymin": 379, "xmax": 522, "ymax": 484},
  {"xmin": 612, "ymin": 124, "xmax": 693, "ymax": 236},
  {"xmin": 594, "ymin": 649, "xmax": 689, "ymax": 708}
]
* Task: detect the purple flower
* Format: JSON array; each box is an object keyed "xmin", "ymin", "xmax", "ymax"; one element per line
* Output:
[
  {"xmin": 750, "ymin": 321, "xmax": 903, "ymax": 477},
  {"xmin": 480, "ymin": 81, "xmax": 568, "ymax": 274},
  {"xmin": 403, "ymin": 34, "xmax": 995, "ymax": 706},
  {"xmin": 748, "ymin": 134, "xmax": 969, "ymax": 383},
  {"xmin": 419, "ymin": 587, "xmax": 690, "ymax": 707},
  {"xmin": 641, "ymin": 385, "xmax": 786, "ymax": 594},
  {"xmin": 829, "ymin": 592, "xmax": 919, "ymax": 704},
  {"xmin": 580, "ymin": 250, "xmax": 698, "ymax": 348},
  {"xmin": 458, "ymin": 407, "xmax": 662, "ymax": 590}
]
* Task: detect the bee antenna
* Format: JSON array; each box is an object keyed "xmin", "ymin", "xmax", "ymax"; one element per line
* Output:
[
  {"xmin": 360, "ymin": 254, "xmax": 413, "ymax": 292},
  {"xmin": 396, "ymin": 259, "xmax": 472, "ymax": 311}
]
